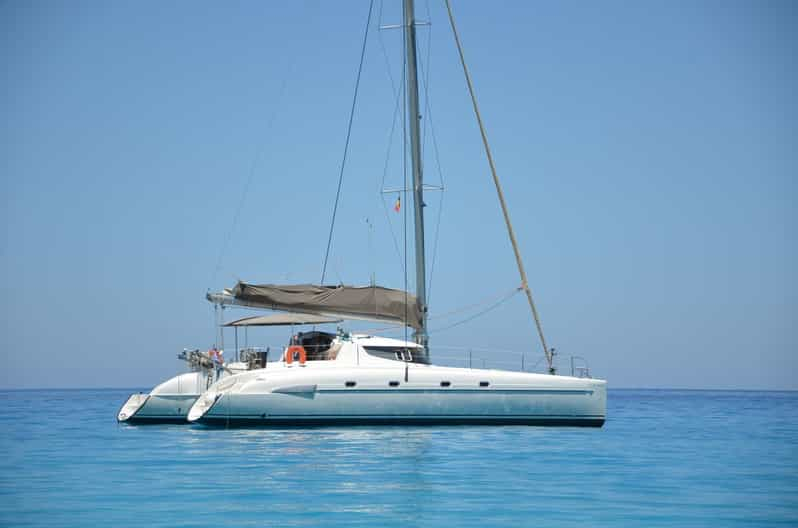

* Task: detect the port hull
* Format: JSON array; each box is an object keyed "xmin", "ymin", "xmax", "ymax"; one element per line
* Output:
[{"xmin": 118, "ymin": 394, "xmax": 200, "ymax": 423}]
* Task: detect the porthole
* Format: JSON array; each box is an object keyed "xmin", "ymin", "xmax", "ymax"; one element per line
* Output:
[
  {"xmin": 479, "ymin": 381, "xmax": 490, "ymax": 387},
  {"xmin": 389, "ymin": 381, "xmax": 400, "ymax": 387},
  {"xmin": 345, "ymin": 381, "xmax": 357, "ymax": 388},
  {"xmin": 440, "ymin": 381, "xmax": 451, "ymax": 387}
]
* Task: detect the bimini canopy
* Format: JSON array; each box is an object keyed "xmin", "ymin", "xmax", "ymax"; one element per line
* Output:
[
  {"xmin": 223, "ymin": 313, "xmax": 342, "ymax": 327},
  {"xmin": 209, "ymin": 282, "xmax": 422, "ymax": 330}
]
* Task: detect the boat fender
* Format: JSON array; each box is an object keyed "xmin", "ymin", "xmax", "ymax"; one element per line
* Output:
[{"xmin": 285, "ymin": 345, "xmax": 307, "ymax": 365}]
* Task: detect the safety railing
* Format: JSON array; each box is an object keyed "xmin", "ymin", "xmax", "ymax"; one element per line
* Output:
[
  {"xmin": 569, "ymin": 355, "xmax": 591, "ymax": 378},
  {"xmin": 431, "ymin": 346, "xmax": 592, "ymax": 377},
  {"xmin": 185, "ymin": 343, "xmax": 591, "ymax": 377}
]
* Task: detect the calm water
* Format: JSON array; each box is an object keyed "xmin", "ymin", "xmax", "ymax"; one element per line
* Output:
[{"xmin": 0, "ymin": 389, "xmax": 795, "ymax": 527}]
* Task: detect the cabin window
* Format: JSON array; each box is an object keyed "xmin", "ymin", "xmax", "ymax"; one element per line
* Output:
[
  {"xmin": 362, "ymin": 346, "xmax": 428, "ymax": 364},
  {"xmin": 389, "ymin": 381, "xmax": 400, "ymax": 387},
  {"xmin": 440, "ymin": 381, "xmax": 451, "ymax": 387},
  {"xmin": 345, "ymin": 381, "xmax": 357, "ymax": 388},
  {"xmin": 479, "ymin": 381, "xmax": 490, "ymax": 387}
]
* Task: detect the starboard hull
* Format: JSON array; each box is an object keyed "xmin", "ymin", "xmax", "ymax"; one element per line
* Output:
[{"xmin": 188, "ymin": 363, "xmax": 607, "ymax": 428}]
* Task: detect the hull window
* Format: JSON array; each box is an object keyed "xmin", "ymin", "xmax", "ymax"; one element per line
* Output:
[
  {"xmin": 345, "ymin": 381, "xmax": 357, "ymax": 388},
  {"xmin": 440, "ymin": 381, "xmax": 451, "ymax": 387}
]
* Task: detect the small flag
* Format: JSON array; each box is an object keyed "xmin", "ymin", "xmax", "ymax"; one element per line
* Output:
[{"xmin": 394, "ymin": 196, "xmax": 401, "ymax": 212}]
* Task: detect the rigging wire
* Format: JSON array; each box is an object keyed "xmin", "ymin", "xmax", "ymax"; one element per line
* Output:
[
  {"xmin": 429, "ymin": 287, "xmax": 520, "ymax": 334},
  {"xmin": 376, "ymin": 0, "xmax": 410, "ymax": 274},
  {"xmin": 211, "ymin": 65, "xmax": 292, "ymax": 287},
  {"xmin": 401, "ymin": 4, "xmax": 411, "ymax": 377},
  {"xmin": 443, "ymin": 0, "xmax": 553, "ymax": 372},
  {"xmin": 355, "ymin": 287, "xmax": 523, "ymax": 343},
  {"xmin": 415, "ymin": 47, "xmax": 446, "ymax": 307},
  {"xmin": 375, "ymin": 0, "xmax": 439, "ymax": 288},
  {"xmin": 370, "ymin": 0, "xmax": 390, "ymax": 288},
  {"xmin": 355, "ymin": 285, "xmax": 522, "ymax": 336},
  {"xmin": 420, "ymin": 0, "xmax": 433, "ymax": 162},
  {"xmin": 429, "ymin": 286, "xmax": 521, "ymax": 321},
  {"xmin": 320, "ymin": 0, "xmax": 376, "ymax": 285},
  {"xmin": 378, "ymin": 59, "xmax": 407, "ymax": 273},
  {"xmin": 377, "ymin": 0, "xmax": 398, "ymax": 97}
]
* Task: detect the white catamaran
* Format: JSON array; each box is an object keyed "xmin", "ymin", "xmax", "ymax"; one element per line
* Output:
[{"xmin": 184, "ymin": 0, "xmax": 607, "ymax": 427}]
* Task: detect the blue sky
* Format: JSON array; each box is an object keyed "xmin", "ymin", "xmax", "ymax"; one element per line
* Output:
[{"xmin": 1, "ymin": 0, "xmax": 795, "ymax": 389}]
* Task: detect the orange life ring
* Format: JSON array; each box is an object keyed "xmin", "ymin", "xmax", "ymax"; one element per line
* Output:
[{"xmin": 285, "ymin": 345, "xmax": 307, "ymax": 365}]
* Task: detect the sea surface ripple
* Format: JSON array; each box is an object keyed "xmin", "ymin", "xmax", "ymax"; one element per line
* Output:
[{"xmin": 0, "ymin": 389, "xmax": 796, "ymax": 527}]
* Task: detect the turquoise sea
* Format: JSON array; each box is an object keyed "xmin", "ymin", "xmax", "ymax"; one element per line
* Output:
[{"xmin": 0, "ymin": 389, "xmax": 796, "ymax": 527}]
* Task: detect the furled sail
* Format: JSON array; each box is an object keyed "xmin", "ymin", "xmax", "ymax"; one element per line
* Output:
[{"xmin": 209, "ymin": 282, "xmax": 422, "ymax": 330}]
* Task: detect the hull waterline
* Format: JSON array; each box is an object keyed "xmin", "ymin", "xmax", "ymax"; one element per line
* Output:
[{"xmin": 194, "ymin": 415, "xmax": 605, "ymax": 427}]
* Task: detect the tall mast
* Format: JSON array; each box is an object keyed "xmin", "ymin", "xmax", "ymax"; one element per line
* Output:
[{"xmin": 403, "ymin": 0, "xmax": 429, "ymax": 359}]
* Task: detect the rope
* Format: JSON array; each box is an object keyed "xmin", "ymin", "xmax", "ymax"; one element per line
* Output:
[
  {"xmin": 320, "ymin": 0, "xmax": 375, "ymax": 284},
  {"xmin": 444, "ymin": 0, "xmax": 554, "ymax": 373}
]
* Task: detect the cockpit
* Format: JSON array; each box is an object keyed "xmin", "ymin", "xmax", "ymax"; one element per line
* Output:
[{"xmin": 290, "ymin": 331, "xmax": 339, "ymax": 361}]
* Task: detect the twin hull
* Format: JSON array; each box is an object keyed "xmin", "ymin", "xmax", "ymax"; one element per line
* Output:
[
  {"xmin": 117, "ymin": 371, "xmax": 208, "ymax": 423},
  {"xmin": 189, "ymin": 364, "xmax": 606, "ymax": 427}
]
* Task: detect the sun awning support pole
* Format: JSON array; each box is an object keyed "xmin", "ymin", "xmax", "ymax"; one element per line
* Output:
[
  {"xmin": 219, "ymin": 305, "xmax": 225, "ymax": 354},
  {"xmin": 213, "ymin": 303, "xmax": 219, "ymax": 349}
]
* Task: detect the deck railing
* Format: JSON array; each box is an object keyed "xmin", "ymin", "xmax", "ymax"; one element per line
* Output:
[{"xmin": 194, "ymin": 343, "xmax": 591, "ymax": 378}]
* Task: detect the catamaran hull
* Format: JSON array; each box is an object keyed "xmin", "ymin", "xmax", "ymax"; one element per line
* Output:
[
  {"xmin": 118, "ymin": 371, "xmax": 212, "ymax": 423},
  {"xmin": 195, "ymin": 402, "xmax": 604, "ymax": 427},
  {"xmin": 190, "ymin": 367, "xmax": 607, "ymax": 427},
  {"xmin": 117, "ymin": 393, "xmax": 200, "ymax": 423}
]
